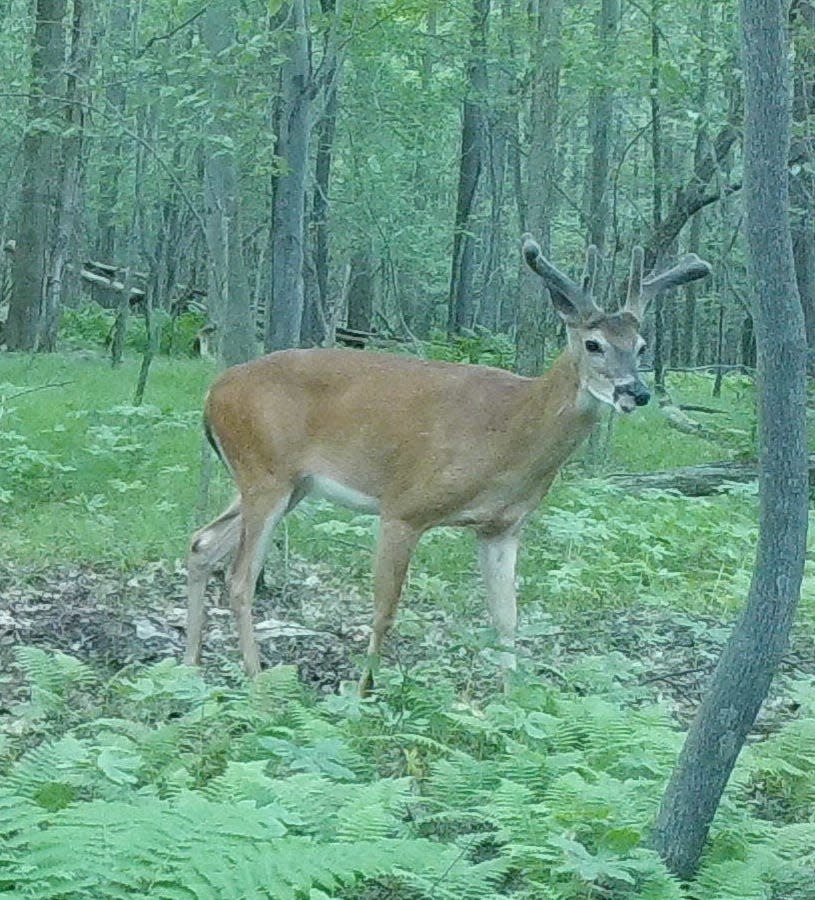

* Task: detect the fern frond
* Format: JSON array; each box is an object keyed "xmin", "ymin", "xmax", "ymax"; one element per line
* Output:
[
  {"xmin": 6, "ymin": 736, "xmax": 91, "ymax": 806},
  {"xmin": 0, "ymin": 793, "xmax": 499, "ymax": 900},
  {"xmin": 14, "ymin": 645, "xmax": 97, "ymax": 695}
]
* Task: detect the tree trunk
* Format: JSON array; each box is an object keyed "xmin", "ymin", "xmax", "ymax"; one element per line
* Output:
[
  {"xmin": 649, "ymin": 2, "xmax": 667, "ymax": 393},
  {"xmin": 790, "ymin": 0, "xmax": 815, "ymax": 365},
  {"xmin": 303, "ymin": 0, "xmax": 344, "ymax": 347},
  {"xmin": 478, "ymin": 0, "xmax": 515, "ymax": 331},
  {"xmin": 266, "ymin": 0, "xmax": 311, "ymax": 352},
  {"xmin": 7, "ymin": 0, "xmax": 66, "ymax": 350},
  {"xmin": 96, "ymin": 0, "xmax": 131, "ymax": 264},
  {"xmin": 652, "ymin": 0, "xmax": 809, "ymax": 876},
  {"xmin": 346, "ymin": 247, "xmax": 375, "ymax": 333},
  {"xmin": 681, "ymin": 0, "xmax": 712, "ymax": 366},
  {"xmin": 201, "ymin": 0, "xmax": 255, "ymax": 367},
  {"xmin": 585, "ymin": 0, "xmax": 619, "ymax": 257},
  {"xmin": 515, "ymin": 0, "xmax": 563, "ymax": 375},
  {"xmin": 42, "ymin": 0, "xmax": 92, "ymax": 351},
  {"xmin": 447, "ymin": 0, "xmax": 489, "ymax": 335}
]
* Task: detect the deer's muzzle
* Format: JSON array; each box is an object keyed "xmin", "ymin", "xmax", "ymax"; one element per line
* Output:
[{"xmin": 614, "ymin": 381, "xmax": 651, "ymax": 412}]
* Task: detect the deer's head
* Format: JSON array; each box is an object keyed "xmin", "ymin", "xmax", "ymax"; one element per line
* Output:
[{"xmin": 522, "ymin": 235, "xmax": 711, "ymax": 414}]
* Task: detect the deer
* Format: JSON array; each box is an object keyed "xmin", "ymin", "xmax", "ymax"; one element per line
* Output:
[{"xmin": 184, "ymin": 235, "xmax": 711, "ymax": 693}]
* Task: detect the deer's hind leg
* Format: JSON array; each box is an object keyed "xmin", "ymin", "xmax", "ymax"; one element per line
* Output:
[
  {"xmin": 227, "ymin": 481, "xmax": 296, "ymax": 676},
  {"xmin": 185, "ymin": 497, "xmax": 243, "ymax": 666}
]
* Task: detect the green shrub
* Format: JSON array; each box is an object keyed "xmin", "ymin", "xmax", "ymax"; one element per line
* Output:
[
  {"xmin": 59, "ymin": 305, "xmax": 118, "ymax": 348},
  {"xmin": 425, "ymin": 327, "xmax": 516, "ymax": 369},
  {"xmin": 161, "ymin": 310, "xmax": 208, "ymax": 356},
  {"xmin": 59, "ymin": 304, "xmax": 207, "ymax": 357}
]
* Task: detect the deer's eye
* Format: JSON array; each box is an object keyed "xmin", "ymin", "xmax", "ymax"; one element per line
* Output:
[{"xmin": 584, "ymin": 339, "xmax": 603, "ymax": 354}]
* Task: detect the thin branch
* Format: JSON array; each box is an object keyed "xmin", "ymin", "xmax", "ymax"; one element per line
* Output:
[
  {"xmin": 137, "ymin": 5, "xmax": 210, "ymax": 58},
  {"xmin": 3, "ymin": 380, "xmax": 75, "ymax": 401}
]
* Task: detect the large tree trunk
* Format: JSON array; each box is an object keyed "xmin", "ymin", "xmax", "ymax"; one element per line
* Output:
[
  {"xmin": 42, "ymin": 0, "xmax": 93, "ymax": 351},
  {"xmin": 6, "ymin": 0, "xmax": 66, "ymax": 350},
  {"xmin": 585, "ymin": 0, "xmax": 619, "ymax": 257},
  {"xmin": 515, "ymin": 0, "xmax": 563, "ymax": 375},
  {"xmin": 478, "ymin": 0, "xmax": 514, "ymax": 332},
  {"xmin": 447, "ymin": 0, "xmax": 489, "ymax": 335},
  {"xmin": 266, "ymin": 0, "xmax": 311, "ymax": 352},
  {"xmin": 201, "ymin": 0, "xmax": 255, "ymax": 367},
  {"xmin": 303, "ymin": 0, "xmax": 344, "ymax": 346},
  {"xmin": 652, "ymin": 0, "xmax": 809, "ymax": 877},
  {"xmin": 790, "ymin": 0, "xmax": 815, "ymax": 365},
  {"xmin": 96, "ymin": 0, "xmax": 131, "ymax": 265}
]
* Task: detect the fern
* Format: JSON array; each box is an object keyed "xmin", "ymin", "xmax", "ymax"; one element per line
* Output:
[
  {"xmin": 0, "ymin": 795, "xmax": 500, "ymax": 899},
  {"xmin": 6, "ymin": 647, "xmax": 815, "ymax": 898},
  {"xmin": 12, "ymin": 645, "xmax": 98, "ymax": 722},
  {"xmin": 5, "ymin": 735, "xmax": 91, "ymax": 809}
]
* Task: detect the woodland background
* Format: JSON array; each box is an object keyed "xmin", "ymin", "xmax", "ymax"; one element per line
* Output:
[
  {"xmin": 2, "ymin": 0, "xmax": 812, "ymax": 374},
  {"xmin": 1, "ymin": 1, "xmax": 815, "ymax": 898}
]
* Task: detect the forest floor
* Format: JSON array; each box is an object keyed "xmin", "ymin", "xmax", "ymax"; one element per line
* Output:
[{"xmin": 2, "ymin": 554, "xmax": 810, "ymax": 735}]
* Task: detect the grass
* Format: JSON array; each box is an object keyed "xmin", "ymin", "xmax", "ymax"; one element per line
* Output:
[{"xmin": 1, "ymin": 351, "xmax": 219, "ymax": 566}]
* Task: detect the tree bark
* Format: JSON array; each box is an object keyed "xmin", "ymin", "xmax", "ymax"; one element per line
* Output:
[
  {"xmin": 303, "ymin": 0, "xmax": 344, "ymax": 347},
  {"xmin": 201, "ymin": 0, "xmax": 255, "ymax": 367},
  {"xmin": 652, "ymin": 0, "xmax": 809, "ymax": 877},
  {"xmin": 346, "ymin": 247, "xmax": 375, "ymax": 333},
  {"xmin": 586, "ymin": 0, "xmax": 619, "ymax": 257},
  {"xmin": 7, "ymin": 0, "xmax": 66, "ymax": 350},
  {"xmin": 42, "ymin": 0, "xmax": 93, "ymax": 351},
  {"xmin": 649, "ymin": 2, "xmax": 668, "ymax": 394},
  {"xmin": 790, "ymin": 1, "xmax": 815, "ymax": 363},
  {"xmin": 266, "ymin": 0, "xmax": 311, "ymax": 352},
  {"xmin": 478, "ymin": 0, "xmax": 514, "ymax": 331},
  {"xmin": 96, "ymin": 0, "xmax": 131, "ymax": 264},
  {"xmin": 681, "ymin": 0, "xmax": 712, "ymax": 366},
  {"xmin": 447, "ymin": 0, "xmax": 489, "ymax": 335},
  {"xmin": 515, "ymin": 0, "xmax": 563, "ymax": 375}
]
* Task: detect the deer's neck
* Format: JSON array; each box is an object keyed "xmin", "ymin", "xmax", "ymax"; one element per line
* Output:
[{"xmin": 520, "ymin": 350, "xmax": 604, "ymax": 466}]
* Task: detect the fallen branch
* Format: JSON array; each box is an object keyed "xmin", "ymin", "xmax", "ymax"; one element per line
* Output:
[
  {"xmin": 79, "ymin": 267, "xmax": 145, "ymax": 302},
  {"xmin": 3, "ymin": 380, "xmax": 74, "ymax": 401},
  {"xmin": 658, "ymin": 395, "xmax": 717, "ymax": 441},
  {"xmin": 678, "ymin": 404, "xmax": 726, "ymax": 415},
  {"xmin": 608, "ymin": 455, "xmax": 815, "ymax": 497}
]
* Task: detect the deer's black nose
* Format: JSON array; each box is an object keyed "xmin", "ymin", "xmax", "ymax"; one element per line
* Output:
[
  {"xmin": 633, "ymin": 383, "xmax": 651, "ymax": 406},
  {"xmin": 614, "ymin": 381, "xmax": 651, "ymax": 408}
]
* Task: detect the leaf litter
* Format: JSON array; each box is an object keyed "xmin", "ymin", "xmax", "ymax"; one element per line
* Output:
[{"xmin": 0, "ymin": 556, "xmax": 812, "ymax": 736}]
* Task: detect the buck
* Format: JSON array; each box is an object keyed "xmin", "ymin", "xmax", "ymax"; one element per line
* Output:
[{"xmin": 185, "ymin": 235, "xmax": 711, "ymax": 692}]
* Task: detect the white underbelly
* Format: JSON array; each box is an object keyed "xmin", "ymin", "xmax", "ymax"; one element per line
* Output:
[{"xmin": 308, "ymin": 474, "xmax": 381, "ymax": 515}]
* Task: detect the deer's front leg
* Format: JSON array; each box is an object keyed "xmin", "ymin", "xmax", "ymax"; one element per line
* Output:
[
  {"xmin": 478, "ymin": 527, "xmax": 520, "ymax": 681},
  {"xmin": 359, "ymin": 518, "xmax": 420, "ymax": 697}
]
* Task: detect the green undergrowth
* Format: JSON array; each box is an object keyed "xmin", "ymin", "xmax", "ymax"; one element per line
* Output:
[
  {"xmin": 1, "ymin": 649, "xmax": 815, "ymax": 898},
  {"xmin": 2, "ymin": 349, "xmax": 814, "ymax": 627},
  {"xmin": 0, "ymin": 350, "xmax": 761, "ymax": 569},
  {"xmin": 2, "ymin": 350, "xmax": 815, "ymax": 897}
]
